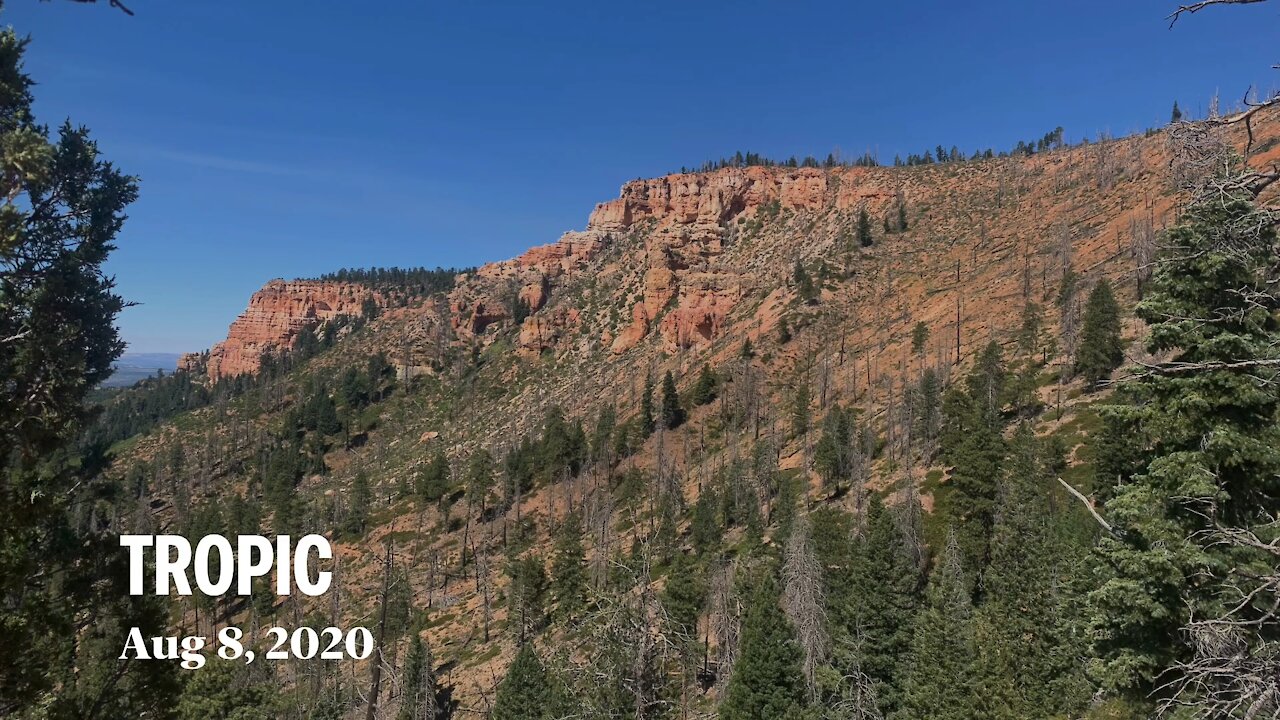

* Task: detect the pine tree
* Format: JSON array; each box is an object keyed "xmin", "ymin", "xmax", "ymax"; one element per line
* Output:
[
  {"xmin": 493, "ymin": 643, "xmax": 551, "ymax": 720},
  {"xmin": 1171, "ymin": 100, "xmax": 1183, "ymax": 123},
  {"xmin": 398, "ymin": 636, "xmax": 442, "ymax": 720},
  {"xmin": 857, "ymin": 207, "xmax": 874, "ymax": 247},
  {"xmin": 691, "ymin": 489, "xmax": 720, "ymax": 555},
  {"xmin": 417, "ymin": 450, "xmax": 451, "ymax": 503},
  {"xmin": 974, "ymin": 424, "xmax": 1090, "ymax": 719},
  {"xmin": 941, "ymin": 346, "xmax": 1009, "ymax": 580},
  {"xmin": 911, "ymin": 321, "xmax": 929, "ymax": 356},
  {"xmin": 661, "ymin": 552, "xmax": 705, "ymax": 645},
  {"xmin": 660, "ymin": 370, "xmax": 683, "ymax": 429},
  {"xmin": 847, "ymin": 496, "xmax": 921, "ymax": 714},
  {"xmin": 640, "ymin": 373, "xmax": 656, "ymax": 435},
  {"xmin": 689, "ymin": 363, "xmax": 718, "ymax": 406},
  {"xmin": 795, "ymin": 260, "xmax": 818, "ymax": 303},
  {"xmin": 1074, "ymin": 278, "xmax": 1124, "ymax": 387},
  {"xmin": 1089, "ymin": 194, "xmax": 1280, "ymax": 699},
  {"xmin": 720, "ymin": 572, "xmax": 807, "ymax": 720},
  {"xmin": 507, "ymin": 552, "xmax": 549, "ymax": 641},
  {"xmin": 791, "ymin": 382, "xmax": 812, "ymax": 438},
  {"xmin": 550, "ymin": 512, "xmax": 586, "ymax": 619},
  {"xmin": 344, "ymin": 470, "xmax": 371, "ymax": 538},
  {"xmin": 0, "ymin": 17, "xmax": 181, "ymax": 715},
  {"xmin": 898, "ymin": 532, "xmax": 976, "ymax": 720},
  {"xmin": 814, "ymin": 405, "xmax": 853, "ymax": 491},
  {"xmin": 465, "ymin": 448, "xmax": 495, "ymax": 518}
]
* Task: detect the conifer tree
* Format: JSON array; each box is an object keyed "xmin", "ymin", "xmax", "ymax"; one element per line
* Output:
[
  {"xmin": 691, "ymin": 489, "xmax": 720, "ymax": 556},
  {"xmin": 344, "ymin": 470, "xmax": 371, "ymax": 538},
  {"xmin": 0, "ymin": 16, "xmax": 182, "ymax": 714},
  {"xmin": 507, "ymin": 553, "xmax": 548, "ymax": 640},
  {"xmin": 847, "ymin": 496, "xmax": 921, "ymax": 714},
  {"xmin": 1074, "ymin": 278, "xmax": 1124, "ymax": 387},
  {"xmin": 398, "ymin": 636, "xmax": 443, "ymax": 720},
  {"xmin": 791, "ymin": 382, "xmax": 812, "ymax": 438},
  {"xmin": 941, "ymin": 345, "xmax": 1009, "ymax": 580},
  {"xmin": 690, "ymin": 363, "xmax": 718, "ymax": 406},
  {"xmin": 640, "ymin": 373, "xmax": 656, "ymax": 435},
  {"xmin": 911, "ymin": 321, "xmax": 929, "ymax": 357},
  {"xmin": 974, "ymin": 424, "xmax": 1090, "ymax": 719},
  {"xmin": 550, "ymin": 512, "xmax": 586, "ymax": 619},
  {"xmin": 857, "ymin": 207, "xmax": 874, "ymax": 247},
  {"xmin": 814, "ymin": 405, "xmax": 853, "ymax": 491},
  {"xmin": 465, "ymin": 448, "xmax": 495, "ymax": 519},
  {"xmin": 1171, "ymin": 100, "xmax": 1183, "ymax": 123},
  {"xmin": 660, "ymin": 370, "xmax": 683, "ymax": 429},
  {"xmin": 661, "ymin": 552, "xmax": 705, "ymax": 646},
  {"xmin": 417, "ymin": 450, "xmax": 451, "ymax": 503},
  {"xmin": 720, "ymin": 572, "xmax": 807, "ymax": 720},
  {"xmin": 493, "ymin": 643, "xmax": 551, "ymax": 720},
  {"xmin": 1089, "ymin": 194, "xmax": 1280, "ymax": 700},
  {"xmin": 897, "ymin": 532, "xmax": 976, "ymax": 720},
  {"xmin": 795, "ymin": 260, "xmax": 818, "ymax": 303}
]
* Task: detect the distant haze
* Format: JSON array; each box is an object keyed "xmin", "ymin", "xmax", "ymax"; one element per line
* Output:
[{"xmin": 103, "ymin": 352, "xmax": 181, "ymax": 389}]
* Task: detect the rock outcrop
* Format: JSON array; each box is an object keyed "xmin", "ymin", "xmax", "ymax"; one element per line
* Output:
[
  {"xmin": 202, "ymin": 280, "xmax": 382, "ymax": 379},
  {"xmin": 190, "ymin": 166, "xmax": 908, "ymax": 371}
]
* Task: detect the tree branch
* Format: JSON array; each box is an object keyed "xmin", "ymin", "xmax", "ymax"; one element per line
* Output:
[{"xmin": 1056, "ymin": 477, "xmax": 1117, "ymax": 535}]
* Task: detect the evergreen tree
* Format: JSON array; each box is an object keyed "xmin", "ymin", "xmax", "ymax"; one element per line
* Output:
[
  {"xmin": 791, "ymin": 382, "xmax": 812, "ymax": 438},
  {"xmin": 344, "ymin": 470, "xmax": 371, "ymax": 538},
  {"xmin": 417, "ymin": 450, "xmax": 451, "ymax": 503},
  {"xmin": 507, "ymin": 553, "xmax": 548, "ymax": 639},
  {"xmin": 1074, "ymin": 278, "xmax": 1124, "ymax": 387},
  {"xmin": 550, "ymin": 512, "xmax": 586, "ymax": 618},
  {"xmin": 1171, "ymin": 100, "xmax": 1183, "ymax": 123},
  {"xmin": 691, "ymin": 488, "xmax": 720, "ymax": 555},
  {"xmin": 660, "ymin": 369, "xmax": 683, "ymax": 429},
  {"xmin": 1089, "ymin": 195, "xmax": 1280, "ymax": 699},
  {"xmin": 857, "ymin": 207, "xmax": 874, "ymax": 247},
  {"xmin": 493, "ymin": 643, "xmax": 551, "ymax": 720},
  {"xmin": 941, "ymin": 346, "xmax": 1009, "ymax": 580},
  {"xmin": 465, "ymin": 448, "xmax": 495, "ymax": 518},
  {"xmin": 661, "ymin": 552, "xmax": 705, "ymax": 645},
  {"xmin": 795, "ymin": 260, "xmax": 818, "ymax": 303},
  {"xmin": 176, "ymin": 661, "xmax": 279, "ymax": 720},
  {"xmin": 814, "ymin": 405, "xmax": 853, "ymax": 491},
  {"xmin": 640, "ymin": 373, "xmax": 656, "ymax": 435},
  {"xmin": 398, "ymin": 636, "xmax": 444, "ymax": 720},
  {"xmin": 720, "ymin": 572, "xmax": 807, "ymax": 720},
  {"xmin": 897, "ymin": 199, "xmax": 909, "ymax": 232},
  {"xmin": 974, "ymin": 424, "xmax": 1090, "ymax": 719},
  {"xmin": 0, "ymin": 17, "xmax": 181, "ymax": 715},
  {"xmin": 689, "ymin": 363, "xmax": 719, "ymax": 407},
  {"xmin": 897, "ymin": 532, "xmax": 976, "ymax": 720},
  {"xmin": 846, "ymin": 496, "xmax": 921, "ymax": 714},
  {"xmin": 911, "ymin": 321, "xmax": 929, "ymax": 357}
]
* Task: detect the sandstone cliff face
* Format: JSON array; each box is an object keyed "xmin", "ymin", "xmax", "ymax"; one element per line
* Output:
[
  {"xmin": 199, "ymin": 280, "xmax": 382, "ymax": 379},
  {"xmin": 446, "ymin": 231, "xmax": 608, "ymax": 342},
  {"xmin": 588, "ymin": 166, "xmax": 896, "ymax": 352}
]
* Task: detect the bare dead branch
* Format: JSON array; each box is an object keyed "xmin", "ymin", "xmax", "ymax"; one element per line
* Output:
[
  {"xmin": 1056, "ymin": 477, "xmax": 1117, "ymax": 535},
  {"xmin": 1169, "ymin": 0, "xmax": 1269, "ymax": 27}
]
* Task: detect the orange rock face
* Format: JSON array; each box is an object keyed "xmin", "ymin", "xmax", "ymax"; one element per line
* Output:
[{"xmin": 203, "ymin": 280, "xmax": 383, "ymax": 379}]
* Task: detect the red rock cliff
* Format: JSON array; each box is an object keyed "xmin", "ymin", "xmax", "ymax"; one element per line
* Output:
[{"xmin": 200, "ymin": 280, "xmax": 382, "ymax": 379}]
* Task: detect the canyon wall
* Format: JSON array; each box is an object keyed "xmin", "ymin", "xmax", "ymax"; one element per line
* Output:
[{"xmin": 186, "ymin": 280, "xmax": 382, "ymax": 379}]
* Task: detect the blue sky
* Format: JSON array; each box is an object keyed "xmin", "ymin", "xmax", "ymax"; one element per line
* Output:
[{"xmin": 7, "ymin": 0, "xmax": 1277, "ymax": 353}]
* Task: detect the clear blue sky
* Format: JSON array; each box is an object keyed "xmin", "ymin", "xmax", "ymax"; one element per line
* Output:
[{"xmin": 7, "ymin": 0, "xmax": 1277, "ymax": 353}]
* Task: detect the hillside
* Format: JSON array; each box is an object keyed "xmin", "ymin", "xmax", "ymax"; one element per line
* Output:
[{"xmin": 98, "ymin": 104, "xmax": 1280, "ymax": 719}]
